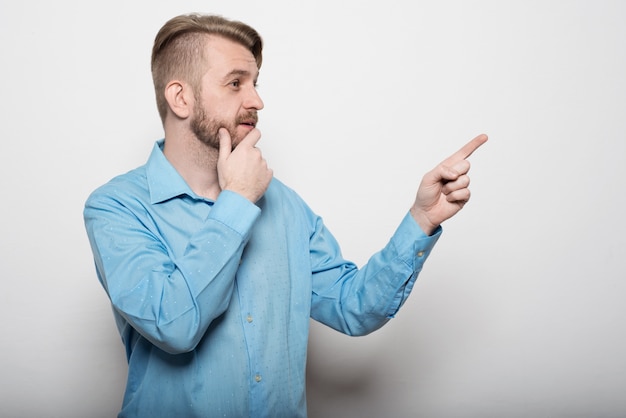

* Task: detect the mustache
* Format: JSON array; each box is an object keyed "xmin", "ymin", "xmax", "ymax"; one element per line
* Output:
[{"xmin": 235, "ymin": 111, "xmax": 258, "ymax": 126}]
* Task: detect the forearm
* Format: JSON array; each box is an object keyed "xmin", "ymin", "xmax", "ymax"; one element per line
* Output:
[
  {"xmin": 85, "ymin": 190, "xmax": 259, "ymax": 354},
  {"xmin": 310, "ymin": 212, "xmax": 441, "ymax": 336}
]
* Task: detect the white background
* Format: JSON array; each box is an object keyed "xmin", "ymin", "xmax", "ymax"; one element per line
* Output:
[{"xmin": 1, "ymin": 1, "xmax": 625, "ymax": 417}]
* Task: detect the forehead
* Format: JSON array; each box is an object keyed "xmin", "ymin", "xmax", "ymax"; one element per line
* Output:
[{"xmin": 204, "ymin": 35, "xmax": 259, "ymax": 77}]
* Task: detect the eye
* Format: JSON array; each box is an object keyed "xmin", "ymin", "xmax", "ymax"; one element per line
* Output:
[{"xmin": 229, "ymin": 80, "xmax": 240, "ymax": 88}]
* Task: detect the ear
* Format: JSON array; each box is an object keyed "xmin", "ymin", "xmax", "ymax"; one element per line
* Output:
[{"xmin": 164, "ymin": 80, "xmax": 193, "ymax": 119}]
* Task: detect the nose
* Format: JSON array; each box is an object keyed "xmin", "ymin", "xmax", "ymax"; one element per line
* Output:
[{"xmin": 244, "ymin": 86, "xmax": 264, "ymax": 110}]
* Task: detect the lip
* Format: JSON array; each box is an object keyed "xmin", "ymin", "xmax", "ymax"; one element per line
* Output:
[
  {"xmin": 239, "ymin": 120, "xmax": 256, "ymax": 129},
  {"xmin": 239, "ymin": 122, "xmax": 256, "ymax": 130}
]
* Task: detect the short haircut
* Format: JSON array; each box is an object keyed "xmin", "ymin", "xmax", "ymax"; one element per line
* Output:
[{"xmin": 151, "ymin": 13, "xmax": 263, "ymax": 123}]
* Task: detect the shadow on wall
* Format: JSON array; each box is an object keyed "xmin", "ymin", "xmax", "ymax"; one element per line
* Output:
[{"xmin": 305, "ymin": 323, "xmax": 390, "ymax": 418}]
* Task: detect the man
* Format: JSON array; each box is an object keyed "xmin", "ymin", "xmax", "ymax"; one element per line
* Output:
[{"xmin": 84, "ymin": 13, "xmax": 487, "ymax": 418}]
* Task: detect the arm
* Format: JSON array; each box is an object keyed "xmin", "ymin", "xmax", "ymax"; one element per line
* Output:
[
  {"xmin": 310, "ymin": 212, "xmax": 441, "ymax": 336},
  {"xmin": 83, "ymin": 128, "xmax": 272, "ymax": 354},
  {"xmin": 84, "ymin": 189, "xmax": 260, "ymax": 354},
  {"xmin": 310, "ymin": 134, "xmax": 487, "ymax": 335}
]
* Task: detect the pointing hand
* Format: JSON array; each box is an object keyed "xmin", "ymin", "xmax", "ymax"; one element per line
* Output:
[{"xmin": 410, "ymin": 134, "xmax": 488, "ymax": 235}]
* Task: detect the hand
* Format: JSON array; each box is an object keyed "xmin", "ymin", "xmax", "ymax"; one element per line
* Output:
[
  {"xmin": 410, "ymin": 134, "xmax": 488, "ymax": 235},
  {"xmin": 217, "ymin": 128, "xmax": 273, "ymax": 202}
]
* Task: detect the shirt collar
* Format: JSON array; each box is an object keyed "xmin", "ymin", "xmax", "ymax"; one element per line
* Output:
[{"xmin": 146, "ymin": 139, "xmax": 194, "ymax": 204}]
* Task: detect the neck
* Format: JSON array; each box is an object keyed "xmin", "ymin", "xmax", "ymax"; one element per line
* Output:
[{"xmin": 163, "ymin": 131, "xmax": 222, "ymax": 200}]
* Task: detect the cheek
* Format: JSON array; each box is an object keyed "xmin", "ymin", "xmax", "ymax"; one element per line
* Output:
[{"xmin": 210, "ymin": 108, "xmax": 238, "ymax": 128}]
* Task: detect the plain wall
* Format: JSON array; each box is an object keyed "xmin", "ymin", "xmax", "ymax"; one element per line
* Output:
[{"xmin": 1, "ymin": 1, "xmax": 625, "ymax": 417}]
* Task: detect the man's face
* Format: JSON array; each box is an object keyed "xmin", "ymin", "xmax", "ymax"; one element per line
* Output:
[{"xmin": 190, "ymin": 36, "xmax": 263, "ymax": 149}]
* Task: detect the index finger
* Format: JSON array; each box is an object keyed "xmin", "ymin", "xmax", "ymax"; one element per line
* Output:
[
  {"xmin": 443, "ymin": 134, "xmax": 488, "ymax": 165},
  {"xmin": 218, "ymin": 128, "xmax": 233, "ymax": 158}
]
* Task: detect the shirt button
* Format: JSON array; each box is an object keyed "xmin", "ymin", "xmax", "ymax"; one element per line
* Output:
[
  {"xmin": 246, "ymin": 315, "xmax": 253, "ymax": 323},
  {"xmin": 417, "ymin": 251, "xmax": 424, "ymax": 257},
  {"xmin": 255, "ymin": 374, "xmax": 262, "ymax": 382}
]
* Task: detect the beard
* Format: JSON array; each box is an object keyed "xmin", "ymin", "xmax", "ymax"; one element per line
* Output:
[{"xmin": 190, "ymin": 103, "xmax": 258, "ymax": 151}]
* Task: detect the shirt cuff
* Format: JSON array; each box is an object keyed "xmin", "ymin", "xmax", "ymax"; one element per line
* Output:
[
  {"xmin": 208, "ymin": 190, "xmax": 261, "ymax": 239},
  {"xmin": 394, "ymin": 212, "xmax": 442, "ymax": 266}
]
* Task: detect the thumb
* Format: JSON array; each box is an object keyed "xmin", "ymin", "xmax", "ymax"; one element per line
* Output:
[
  {"xmin": 435, "ymin": 164, "xmax": 461, "ymax": 183},
  {"xmin": 218, "ymin": 128, "xmax": 232, "ymax": 161}
]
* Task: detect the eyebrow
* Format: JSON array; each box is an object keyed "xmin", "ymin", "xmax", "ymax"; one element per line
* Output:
[{"xmin": 221, "ymin": 69, "xmax": 259, "ymax": 82}]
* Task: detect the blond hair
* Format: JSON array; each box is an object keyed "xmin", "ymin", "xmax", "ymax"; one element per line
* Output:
[{"xmin": 151, "ymin": 13, "xmax": 263, "ymax": 123}]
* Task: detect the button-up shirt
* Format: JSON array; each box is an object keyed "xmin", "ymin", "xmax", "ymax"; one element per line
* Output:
[{"xmin": 83, "ymin": 140, "xmax": 441, "ymax": 418}]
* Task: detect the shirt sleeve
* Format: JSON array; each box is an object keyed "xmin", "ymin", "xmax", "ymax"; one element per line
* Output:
[
  {"xmin": 309, "ymin": 212, "xmax": 441, "ymax": 336},
  {"xmin": 84, "ymin": 189, "xmax": 259, "ymax": 354}
]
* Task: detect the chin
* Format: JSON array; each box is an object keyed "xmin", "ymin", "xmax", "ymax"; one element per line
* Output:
[{"xmin": 230, "ymin": 140, "xmax": 242, "ymax": 150}]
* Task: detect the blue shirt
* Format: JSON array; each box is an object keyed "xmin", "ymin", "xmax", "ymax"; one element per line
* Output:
[{"xmin": 83, "ymin": 140, "xmax": 441, "ymax": 418}]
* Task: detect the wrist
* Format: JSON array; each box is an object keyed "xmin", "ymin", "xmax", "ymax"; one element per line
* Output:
[{"xmin": 410, "ymin": 206, "xmax": 438, "ymax": 236}]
